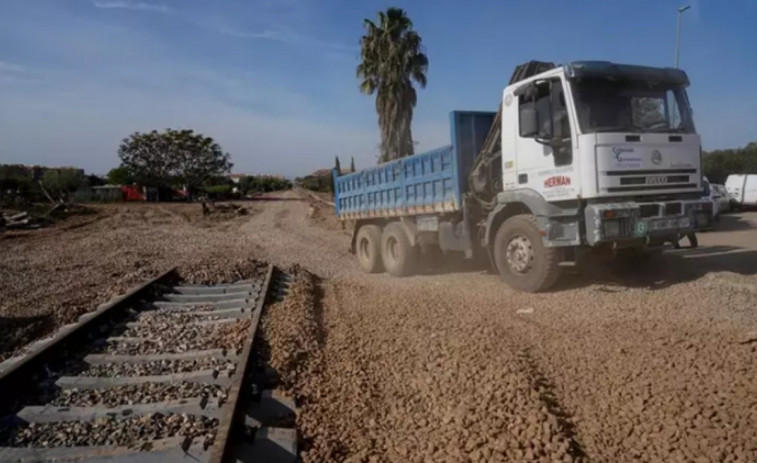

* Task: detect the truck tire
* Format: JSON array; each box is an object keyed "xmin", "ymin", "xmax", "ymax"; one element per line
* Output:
[
  {"xmin": 381, "ymin": 222, "xmax": 417, "ymax": 277},
  {"xmin": 493, "ymin": 214, "xmax": 561, "ymax": 292},
  {"xmin": 355, "ymin": 224, "xmax": 384, "ymax": 273}
]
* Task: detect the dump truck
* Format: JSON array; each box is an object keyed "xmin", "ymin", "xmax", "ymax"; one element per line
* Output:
[{"xmin": 333, "ymin": 61, "xmax": 712, "ymax": 292}]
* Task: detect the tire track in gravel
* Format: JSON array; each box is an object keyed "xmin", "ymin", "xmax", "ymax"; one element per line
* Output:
[{"xmin": 265, "ymin": 275, "xmax": 587, "ymax": 462}]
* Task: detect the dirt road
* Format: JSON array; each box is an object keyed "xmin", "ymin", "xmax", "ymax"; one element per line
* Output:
[{"xmin": 2, "ymin": 195, "xmax": 756, "ymax": 462}]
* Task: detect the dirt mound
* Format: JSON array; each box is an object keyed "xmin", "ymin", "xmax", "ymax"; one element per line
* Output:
[{"xmin": 179, "ymin": 258, "xmax": 268, "ymax": 285}]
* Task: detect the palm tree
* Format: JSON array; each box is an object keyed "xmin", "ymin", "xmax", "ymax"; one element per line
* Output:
[{"xmin": 357, "ymin": 8, "xmax": 428, "ymax": 163}]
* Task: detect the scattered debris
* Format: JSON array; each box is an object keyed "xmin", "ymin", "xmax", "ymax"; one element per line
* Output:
[
  {"xmin": 1, "ymin": 210, "xmax": 40, "ymax": 230},
  {"xmin": 200, "ymin": 202, "xmax": 249, "ymax": 218}
]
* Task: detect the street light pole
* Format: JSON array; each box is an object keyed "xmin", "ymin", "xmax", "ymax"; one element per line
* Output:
[{"xmin": 675, "ymin": 5, "xmax": 691, "ymax": 68}]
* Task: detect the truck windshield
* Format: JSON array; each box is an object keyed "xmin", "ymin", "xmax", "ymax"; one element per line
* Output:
[{"xmin": 570, "ymin": 77, "xmax": 694, "ymax": 134}]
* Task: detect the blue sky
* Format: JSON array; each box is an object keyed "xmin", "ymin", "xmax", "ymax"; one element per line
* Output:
[{"xmin": 1, "ymin": 0, "xmax": 755, "ymax": 177}]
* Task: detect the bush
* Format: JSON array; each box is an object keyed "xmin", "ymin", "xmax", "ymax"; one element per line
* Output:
[
  {"xmin": 703, "ymin": 142, "xmax": 757, "ymax": 184},
  {"xmin": 296, "ymin": 173, "xmax": 333, "ymax": 193},
  {"xmin": 238, "ymin": 176, "xmax": 292, "ymax": 195}
]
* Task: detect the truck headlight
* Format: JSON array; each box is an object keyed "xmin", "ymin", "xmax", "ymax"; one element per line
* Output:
[{"xmin": 604, "ymin": 220, "xmax": 621, "ymax": 238}]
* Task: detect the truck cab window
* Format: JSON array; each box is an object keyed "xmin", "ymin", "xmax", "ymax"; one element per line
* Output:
[
  {"xmin": 553, "ymin": 87, "xmax": 570, "ymax": 140},
  {"xmin": 519, "ymin": 79, "xmax": 572, "ymax": 166},
  {"xmin": 519, "ymin": 80, "xmax": 571, "ymax": 141},
  {"xmin": 519, "ymin": 83, "xmax": 550, "ymax": 138}
]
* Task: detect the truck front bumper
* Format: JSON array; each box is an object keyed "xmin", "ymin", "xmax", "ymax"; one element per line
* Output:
[{"xmin": 584, "ymin": 199, "xmax": 712, "ymax": 246}]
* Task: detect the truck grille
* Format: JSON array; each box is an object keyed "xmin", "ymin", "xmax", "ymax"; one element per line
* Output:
[
  {"xmin": 639, "ymin": 204, "xmax": 660, "ymax": 218},
  {"xmin": 608, "ymin": 183, "xmax": 698, "ymax": 193},
  {"xmin": 665, "ymin": 203, "xmax": 682, "ymax": 215},
  {"xmin": 605, "ymin": 168, "xmax": 697, "ymax": 176},
  {"xmin": 619, "ymin": 175, "xmax": 690, "ymax": 186},
  {"xmin": 604, "ymin": 168, "xmax": 698, "ymax": 193}
]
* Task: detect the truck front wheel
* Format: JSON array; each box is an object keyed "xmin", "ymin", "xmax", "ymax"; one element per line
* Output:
[
  {"xmin": 493, "ymin": 214, "xmax": 561, "ymax": 292},
  {"xmin": 381, "ymin": 222, "xmax": 417, "ymax": 277},
  {"xmin": 355, "ymin": 224, "xmax": 384, "ymax": 273}
]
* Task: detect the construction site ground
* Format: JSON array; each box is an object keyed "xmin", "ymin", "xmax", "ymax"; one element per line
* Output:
[{"xmin": 1, "ymin": 193, "xmax": 755, "ymax": 462}]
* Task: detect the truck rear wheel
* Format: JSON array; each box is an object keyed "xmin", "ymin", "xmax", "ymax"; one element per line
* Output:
[
  {"xmin": 381, "ymin": 222, "xmax": 417, "ymax": 277},
  {"xmin": 355, "ymin": 224, "xmax": 384, "ymax": 273},
  {"xmin": 493, "ymin": 214, "xmax": 561, "ymax": 292}
]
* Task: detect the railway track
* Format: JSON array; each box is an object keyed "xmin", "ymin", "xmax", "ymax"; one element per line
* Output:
[{"xmin": 0, "ymin": 264, "xmax": 297, "ymax": 463}]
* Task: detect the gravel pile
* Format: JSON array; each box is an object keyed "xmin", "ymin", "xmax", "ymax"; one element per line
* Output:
[
  {"xmin": 206, "ymin": 319, "xmax": 253, "ymax": 352},
  {"xmin": 81, "ymin": 358, "xmax": 234, "ymax": 377},
  {"xmin": 258, "ymin": 267, "xmax": 322, "ymax": 390},
  {"xmin": 180, "ymin": 259, "xmax": 268, "ymax": 286},
  {"xmin": 50, "ymin": 383, "xmax": 228, "ymax": 407},
  {"xmin": 3, "ymin": 413, "xmax": 217, "ymax": 449},
  {"xmin": 262, "ymin": 270, "xmax": 580, "ymax": 462}
]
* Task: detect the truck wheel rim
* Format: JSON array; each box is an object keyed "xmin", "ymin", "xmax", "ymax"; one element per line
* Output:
[
  {"xmin": 387, "ymin": 236, "xmax": 399, "ymax": 262},
  {"xmin": 358, "ymin": 237, "xmax": 370, "ymax": 261},
  {"xmin": 506, "ymin": 235, "xmax": 533, "ymax": 273}
]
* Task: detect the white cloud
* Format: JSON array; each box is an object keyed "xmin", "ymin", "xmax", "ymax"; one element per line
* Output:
[
  {"xmin": 92, "ymin": 1, "xmax": 169, "ymax": 13},
  {"xmin": 217, "ymin": 27, "xmax": 282, "ymax": 40},
  {"xmin": 0, "ymin": 61, "xmax": 25, "ymax": 73},
  {"xmin": 216, "ymin": 25, "xmax": 356, "ymax": 52}
]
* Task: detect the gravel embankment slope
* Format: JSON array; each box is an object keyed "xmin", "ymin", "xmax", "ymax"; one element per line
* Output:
[
  {"xmin": 257, "ymin": 195, "xmax": 757, "ymax": 463},
  {"xmin": 0, "ymin": 202, "xmax": 263, "ymax": 358}
]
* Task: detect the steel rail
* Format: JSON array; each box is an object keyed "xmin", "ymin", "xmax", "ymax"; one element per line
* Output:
[
  {"xmin": 0, "ymin": 267, "xmax": 177, "ymax": 414},
  {"xmin": 208, "ymin": 263, "xmax": 274, "ymax": 463}
]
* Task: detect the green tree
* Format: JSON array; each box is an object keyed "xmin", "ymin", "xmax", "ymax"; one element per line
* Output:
[
  {"xmin": 41, "ymin": 168, "xmax": 86, "ymax": 198},
  {"xmin": 357, "ymin": 7, "xmax": 428, "ymax": 163},
  {"xmin": 703, "ymin": 142, "xmax": 757, "ymax": 184},
  {"xmin": 106, "ymin": 166, "xmax": 134, "ymax": 185},
  {"xmin": 117, "ymin": 129, "xmax": 232, "ymax": 192},
  {"xmin": 350, "ymin": 156, "xmax": 356, "ymax": 173},
  {"xmin": 0, "ymin": 165, "xmax": 35, "ymax": 203},
  {"xmin": 335, "ymin": 155, "xmax": 342, "ymax": 173}
]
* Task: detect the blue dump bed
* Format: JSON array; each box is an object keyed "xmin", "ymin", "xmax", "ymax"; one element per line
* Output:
[{"xmin": 334, "ymin": 111, "xmax": 496, "ymax": 220}]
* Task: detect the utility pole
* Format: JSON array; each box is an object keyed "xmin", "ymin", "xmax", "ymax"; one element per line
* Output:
[{"xmin": 675, "ymin": 5, "xmax": 691, "ymax": 68}]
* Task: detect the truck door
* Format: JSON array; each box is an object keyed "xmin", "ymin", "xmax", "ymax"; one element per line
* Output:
[{"xmin": 514, "ymin": 78, "xmax": 577, "ymax": 200}]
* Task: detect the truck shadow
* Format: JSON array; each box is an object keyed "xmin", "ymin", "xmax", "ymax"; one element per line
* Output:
[
  {"xmin": 707, "ymin": 214, "xmax": 755, "ymax": 232},
  {"xmin": 416, "ymin": 253, "xmax": 491, "ymax": 276},
  {"xmin": 557, "ymin": 245, "xmax": 757, "ymax": 292}
]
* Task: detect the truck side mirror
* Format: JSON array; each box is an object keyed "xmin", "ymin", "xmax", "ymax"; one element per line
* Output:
[{"xmin": 519, "ymin": 106, "xmax": 538, "ymax": 138}]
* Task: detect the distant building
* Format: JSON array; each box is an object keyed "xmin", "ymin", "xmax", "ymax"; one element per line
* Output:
[{"xmin": 225, "ymin": 173, "xmax": 247, "ymax": 184}]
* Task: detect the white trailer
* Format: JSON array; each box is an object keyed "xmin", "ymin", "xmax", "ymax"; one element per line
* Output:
[{"xmin": 725, "ymin": 174, "xmax": 757, "ymax": 208}]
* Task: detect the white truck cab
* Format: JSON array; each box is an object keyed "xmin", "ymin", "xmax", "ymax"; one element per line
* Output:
[{"xmin": 490, "ymin": 62, "xmax": 710, "ymax": 249}]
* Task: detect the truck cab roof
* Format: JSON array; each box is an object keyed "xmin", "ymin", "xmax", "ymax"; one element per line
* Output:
[{"xmin": 564, "ymin": 61, "xmax": 690, "ymax": 86}]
